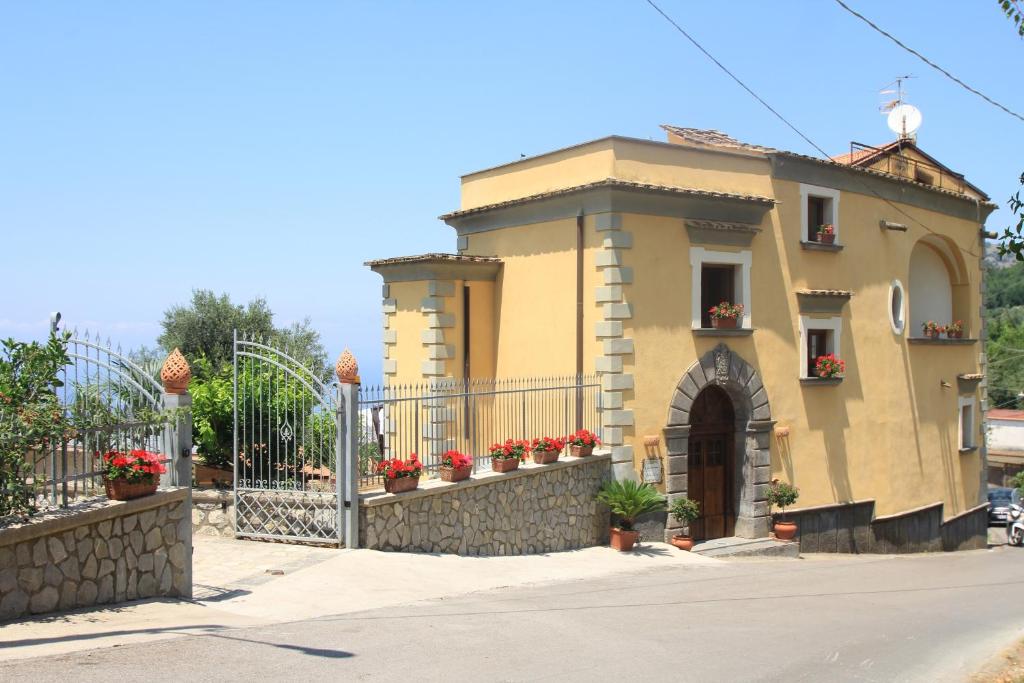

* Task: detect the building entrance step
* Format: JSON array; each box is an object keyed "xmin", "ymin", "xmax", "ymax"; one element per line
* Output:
[{"xmin": 691, "ymin": 536, "xmax": 799, "ymax": 559}]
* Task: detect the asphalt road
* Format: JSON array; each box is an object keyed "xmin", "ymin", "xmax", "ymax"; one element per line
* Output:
[{"xmin": 4, "ymin": 546, "xmax": 1023, "ymax": 682}]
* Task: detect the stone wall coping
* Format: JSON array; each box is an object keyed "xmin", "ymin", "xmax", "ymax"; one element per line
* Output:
[
  {"xmin": 0, "ymin": 488, "xmax": 189, "ymax": 548},
  {"xmin": 939, "ymin": 502, "xmax": 989, "ymax": 526},
  {"xmin": 870, "ymin": 501, "xmax": 943, "ymax": 524},
  {"xmin": 192, "ymin": 489, "xmax": 233, "ymax": 504},
  {"xmin": 785, "ymin": 499, "xmax": 876, "ymax": 516},
  {"xmin": 360, "ymin": 452, "xmax": 611, "ymax": 508}
]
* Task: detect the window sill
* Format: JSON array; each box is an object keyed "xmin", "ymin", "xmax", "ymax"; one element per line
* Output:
[
  {"xmin": 692, "ymin": 328, "xmax": 754, "ymax": 337},
  {"xmin": 906, "ymin": 337, "xmax": 978, "ymax": 346},
  {"xmin": 800, "ymin": 377, "xmax": 843, "ymax": 386},
  {"xmin": 958, "ymin": 446, "xmax": 978, "ymax": 454},
  {"xmin": 800, "ymin": 240, "xmax": 844, "ymax": 252}
]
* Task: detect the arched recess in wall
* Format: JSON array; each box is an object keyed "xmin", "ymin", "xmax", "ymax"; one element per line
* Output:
[{"xmin": 908, "ymin": 235, "xmax": 969, "ymax": 335}]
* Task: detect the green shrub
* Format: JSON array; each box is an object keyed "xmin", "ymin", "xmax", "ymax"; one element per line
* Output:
[
  {"xmin": 669, "ymin": 497, "xmax": 701, "ymax": 527},
  {"xmin": 766, "ymin": 480, "xmax": 800, "ymax": 519}
]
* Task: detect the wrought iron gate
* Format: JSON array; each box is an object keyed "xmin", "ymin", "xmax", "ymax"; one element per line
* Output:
[{"xmin": 233, "ymin": 332, "xmax": 352, "ymax": 545}]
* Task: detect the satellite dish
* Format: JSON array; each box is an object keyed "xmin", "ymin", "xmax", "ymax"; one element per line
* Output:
[{"xmin": 887, "ymin": 104, "xmax": 922, "ymax": 139}]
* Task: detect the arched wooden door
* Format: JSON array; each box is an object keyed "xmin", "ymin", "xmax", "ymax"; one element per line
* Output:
[{"xmin": 687, "ymin": 385, "xmax": 735, "ymax": 540}]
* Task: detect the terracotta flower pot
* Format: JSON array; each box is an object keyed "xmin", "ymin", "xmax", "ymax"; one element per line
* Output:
[
  {"xmin": 711, "ymin": 317, "xmax": 737, "ymax": 329},
  {"xmin": 439, "ymin": 465, "xmax": 471, "ymax": 483},
  {"xmin": 670, "ymin": 534, "xmax": 694, "ymax": 551},
  {"xmin": 491, "ymin": 457, "xmax": 520, "ymax": 473},
  {"xmin": 773, "ymin": 520, "xmax": 798, "ymax": 541},
  {"xmin": 926, "ymin": 330, "xmax": 940, "ymax": 339},
  {"xmin": 947, "ymin": 330, "xmax": 962, "ymax": 339},
  {"xmin": 384, "ymin": 476, "xmax": 419, "ymax": 494},
  {"xmin": 817, "ymin": 233, "xmax": 836, "ymax": 245},
  {"xmin": 609, "ymin": 527, "xmax": 639, "ymax": 552},
  {"xmin": 570, "ymin": 445, "xmax": 594, "ymax": 458},
  {"xmin": 104, "ymin": 478, "xmax": 158, "ymax": 501},
  {"xmin": 532, "ymin": 450, "xmax": 559, "ymax": 465}
]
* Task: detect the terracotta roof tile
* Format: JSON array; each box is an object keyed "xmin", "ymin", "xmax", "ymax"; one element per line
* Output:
[
  {"xmin": 439, "ymin": 177, "xmax": 775, "ymax": 221},
  {"xmin": 989, "ymin": 409, "xmax": 1024, "ymax": 421},
  {"xmin": 364, "ymin": 253, "xmax": 502, "ymax": 267},
  {"xmin": 661, "ymin": 125, "xmax": 776, "ymax": 153}
]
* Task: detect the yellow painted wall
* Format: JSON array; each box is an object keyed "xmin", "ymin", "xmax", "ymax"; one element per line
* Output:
[
  {"xmin": 463, "ymin": 216, "xmax": 603, "ymax": 379},
  {"xmin": 624, "ymin": 176, "xmax": 983, "ymax": 519},
  {"xmin": 385, "ymin": 280, "xmax": 431, "ymax": 386}
]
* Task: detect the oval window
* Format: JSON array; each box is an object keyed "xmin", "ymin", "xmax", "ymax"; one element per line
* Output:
[{"xmin": 890, "ymin": 280, "xmax": 905, "ymax": 335}]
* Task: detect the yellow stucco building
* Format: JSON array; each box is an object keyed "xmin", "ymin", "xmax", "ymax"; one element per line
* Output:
[{"xmin": 368, "ymin": 126, "xmax": 995, "ymax": 547}]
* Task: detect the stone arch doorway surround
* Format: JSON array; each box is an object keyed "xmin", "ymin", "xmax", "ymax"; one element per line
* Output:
[{"xmin": 663, "ymin": 343, "xmax": 774, "ymax": 540}]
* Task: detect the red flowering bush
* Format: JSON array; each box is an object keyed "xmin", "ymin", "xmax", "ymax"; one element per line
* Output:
[
  {"xmin": 814, "ymin": 354, "xmax": 846, "ymax": 378},
  {"xmin": 566, "ymin": 429, "xmax": 600, "ymax": 448},
  {"xmin": 441, "ymin": 450, "xmax": 472, "ymax": 469},
  {"xmin": 532, "ymin": 436, "xmax": 565, "ymax": 454},
  {"xmin": 488, "ymin": 439, "xmax": 529, "ymax": 461},
  {"xmin": 97, "ymin": 450, "xmax": 167, "ymax": 483},
  {"xmin": 376, "ymin": 454, "xmax": 422, "ymax": 480}
]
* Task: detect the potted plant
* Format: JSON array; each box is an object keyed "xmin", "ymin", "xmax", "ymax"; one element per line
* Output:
[
  {"xmin": 531, "ymin": 436, "xmax": 564, "ymax": 465},
  {"xmin": 488, "ymin": 439, "xmax": 528, "ymax": 473},
  {"xmin": 566, "ymin": 429, "xmax": 600, "ymax": 457},
  {"xmin": 945, "ymin": 320, "xmax": 964, "ymax": 339},
  {"xmin": 668, "ymin": 497, "xmax": 701, "ymax": 551},
  {"xmin": 98, "ymin": 449, "xmax": 167, "ymax": 501},
  {"xmin": 814, "ymin": 354, "xmax": 846, "ymax": 379},
  {"xmin": 766, "ymin": 479, "xmax": 800, "ymax": 541},
  {"xmin": 708, "ymin": 301, "xmax": 743, "ymax": 329},
  {"xmin": 596, "ymin": 479, "xmax": 667, "ymax": 551},
  {"xmin": 439, "ymin": 450, "xmax": 472, "ymax": 482},
  {"xmin": 816, "ymin": 223, "xmax": 836, "ymax": 244},
  {"xmin": 377, "ymin": 454, "xmax": 422, "ymax": 493},
  {"xmin": 921, "ymin": 320, "xmax": 943, "ymax": 339}
]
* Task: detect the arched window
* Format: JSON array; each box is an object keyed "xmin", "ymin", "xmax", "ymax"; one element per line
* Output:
[{"xmin": 908, "ymin": 237, "xmax": 966, "ymax": 337}]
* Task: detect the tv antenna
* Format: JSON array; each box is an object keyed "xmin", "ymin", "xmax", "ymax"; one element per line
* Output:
[{"xmin": 879, "ymin": 76, "xmax": 921, "ymax": 141}]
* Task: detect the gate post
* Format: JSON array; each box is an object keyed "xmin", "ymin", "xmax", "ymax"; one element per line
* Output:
[
  {"xmin": 336, "ymin": 350, "xmax": 361, "ymax": 548},
  {"xmin": 160, "ymin": 349, "xmax": 193, "ymax": 488}
]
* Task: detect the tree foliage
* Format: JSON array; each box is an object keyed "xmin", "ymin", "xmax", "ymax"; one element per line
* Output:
[
  {"xmin": 997, "ymin": 173, "xmax": 1024, "ymax": 262},
  {"xmin": 998, "ymin": 0, "xmax": 1024, "ymax": 38}
]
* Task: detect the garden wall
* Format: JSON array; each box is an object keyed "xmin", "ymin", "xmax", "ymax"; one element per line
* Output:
[
  {"xmin": 359, "ymin": 454, "xmax": 611, "ymax": 555},
  {"xmin": 192, "ymin": 489, "xmax": 235, "ymax": 537},
  {"xmin": 784, "ymin": 499, "xmax": 988, "ymax": 554},
  {"xmin": 0, "ymin": 488, "xmax": 191, "ymax": 621}
]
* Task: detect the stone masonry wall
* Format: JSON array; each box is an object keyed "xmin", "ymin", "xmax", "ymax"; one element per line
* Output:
[
  {"xmin": 360, "ymin": 454, "xmax": 611, "ymax": 555},
  {"xmin": 192, "ymin": 490, "xmax": 235, "ymax": 538},
  {"xmin": 0, "ymin": 488, "xmax": 191, "ymax": 621}
]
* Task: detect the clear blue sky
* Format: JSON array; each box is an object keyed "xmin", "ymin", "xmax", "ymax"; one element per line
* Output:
[{"xmin": 2, "ymin": 1, "xmax": 1020, "ymax": 382}]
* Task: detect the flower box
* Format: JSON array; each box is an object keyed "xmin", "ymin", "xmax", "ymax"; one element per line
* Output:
[
  {"xmin": 104, "ymin": 478, "xmax": 158, "ymax": 501},
  {"xmin": 384, "ymin": 476, "xmax": 419, "ymax": 494},
  {"xmin": 491, "ymin": 457, "xmax": 520, "ymax": 473},
  {"xmin": 532, "ymin": 450, "xmax": 559, "ymax": 465},
  {"xmin": 570, "ymin": 445, "xmax": 594, "ymax": 458},
  {"xmin": 439, "ymin": 465, "xmax": 472, "ymax": 482},
  {"xmin": 817, "ymin": 233, "xmax": 836, "ymax": 245},
  {"xmin": 711, "ymin": 317, "xmax": 737, "ymax": 329}
]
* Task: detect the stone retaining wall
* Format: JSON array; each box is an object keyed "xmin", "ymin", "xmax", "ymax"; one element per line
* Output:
[
  {"xmin": 359, "ymin": 454, "xmax": 611, "ymax": 555},
  {"xmin": 192, "ymin": 490, "xmax": 235, "ymax": 538},
  {"xmin": 784, "ymin": 499, "xmax": 988, "ymax": 554},
  {"xmin": 0, "ymin": 488, "xmax": 191, "ymax": 621}
]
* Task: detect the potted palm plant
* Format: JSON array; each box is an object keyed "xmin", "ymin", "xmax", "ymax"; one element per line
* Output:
[
  {"xmin": 596, "ymin": 479, "xmax": 666, "ymax": 551},
  {"xmin": 708, "ymin": 301, "xmax": 743, "ymax": 329},
  {"xmin": 531, "ymin": 436, "xmax": 564, "ymax": 464},
  {"xmin": 668, "ymin": 497, "xmax": 700, "ymax": 551},
  {"xmin": 766, "ymin": 479, "xmax": 800, "ymax": 541}
]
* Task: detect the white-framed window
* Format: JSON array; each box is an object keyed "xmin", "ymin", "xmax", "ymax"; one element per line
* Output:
[
  {"xmin": 799, "ymin": 183, "xmax": 841, "ymax": 244},
  {"xmin": 689, "ymin": 247, "xmax": 752, "ymax": 329},
  {"xmin": 798, "ymin": 315, "xmax": 842, "ymax": 378},
  {"xmin": 889, "ymin": 279, "xmax": 906, "ymax": 335},
  {"xmin": 958, "ymin": 396, "xmax": 976, "ymax": 450}
]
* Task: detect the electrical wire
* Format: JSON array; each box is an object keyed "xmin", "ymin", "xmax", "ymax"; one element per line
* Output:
[
  {"xmin": 641, "ymin": 0, "xmax": 982, "ymax": 259},
  {"xmin": 833, "ymin": 0, "xmax": 1024, "ymax": 124}
]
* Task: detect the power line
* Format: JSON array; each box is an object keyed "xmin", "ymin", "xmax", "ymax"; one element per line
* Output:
[
  {"xmin": 833, "ymin": 0, "xmax": 1024, "ymax": 124},
  {"xmin": 641, "ymin": 0, "xmax": 981, "ymax": 258}
]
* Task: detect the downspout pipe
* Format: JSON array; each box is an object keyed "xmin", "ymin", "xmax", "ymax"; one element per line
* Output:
[{"xmin": 576, "ymin": 211, "xmax": 584, "ymax": 430}]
